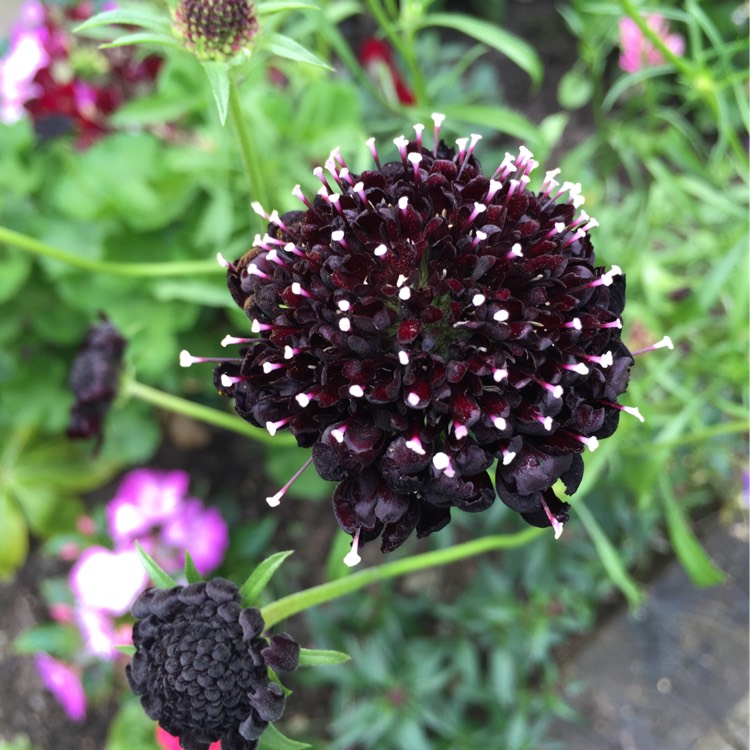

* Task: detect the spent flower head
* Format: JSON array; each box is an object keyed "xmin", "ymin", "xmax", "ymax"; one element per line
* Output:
[
  {"xmin": 174, "ymin": 0, "xmax": 258, "ymax": 62},
  {"xmin": 205, "ymin": 117, "xmax": 637, "ymax": 561},
  {"xmin": 127, "ymin": 578, "xmax": 299, "ymax": 750}
]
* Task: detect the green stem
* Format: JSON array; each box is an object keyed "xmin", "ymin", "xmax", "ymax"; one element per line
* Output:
[
  {"xmin": 227, "ymin": 72, "xmax": 270, "ymax": 208},
  {"xmin": 260, "ymin": 527, "xmax": 544, "ymax": 627},
  {"xmin": 0, "ymin": 226, "xmax": 220, "ymax": 277},
  {"xmin": 123, "ymin": 379, "xmax": 297, "ymax": 447}
]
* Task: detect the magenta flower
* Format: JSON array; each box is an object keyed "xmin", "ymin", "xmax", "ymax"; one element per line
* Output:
[
  {"xmin": 106, "ymin": 469, "xmax": 190, "ymax": 546},
  {"xmin": 618, "ymin": 14, "xmax": 685, "ymax": 73},
  {"xmin": 0, "ymin": 0, "xmax": 48, "ymax": 123},
  {"xmin": 35, "ymin": 653, "xmax": 86, "ymax": 721},
  {"xmin": 69, "ymin": 546, "xmax": 148, "ymax": 616}
]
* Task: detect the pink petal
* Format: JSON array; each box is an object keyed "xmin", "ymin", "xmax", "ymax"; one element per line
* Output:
[{"xmin": 35, "ymin": 654, "xmax": 86, "ymax": 721}]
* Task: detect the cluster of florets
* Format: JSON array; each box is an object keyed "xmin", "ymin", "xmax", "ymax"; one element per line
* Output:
[
  {"xmin": 128, "ymin": 579, "xmax": 299, "ymax": 750},
  {"xmin": 0, "ymin": 0, "xmax": 162, "ymax": 146},
  {"xmin": 199, "ymin": 115, "xmax": 636, "ymax": 562},
  {"xmin": 174, "ymin": 0, "xmax": 258, "ymax": 61}
]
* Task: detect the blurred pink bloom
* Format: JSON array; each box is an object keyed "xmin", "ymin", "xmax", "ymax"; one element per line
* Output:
[
  {"xmin": 106, "ymin": 469, "xmax": 189, "ymax": 545},
  {"xmin": 69, "ymin": 546, "xmax": 148, "ymax": 615},
  {"xmin": 619, "ymin": 14, "xmax": 685, "ymax": 73},
  {"xmin": 76, "ymin": 515, "xmax": 96, "ymax": 535},
  {"xmin": 156, "ymin": 726, "xmax": 221, "ymax": 750},
  {"xmin": 49, "ymin": 603, "xmax": 75, "ymax": 624},
  {"xmin": 160, "ymin": 499, "xmax": 229, "ymax": 575},
  {"xmin": 35, "ymin": 653, "xmax": 86, "ymax": 721},
  {"xmin": 0, "ymin": 1, "xmax": 49, "ymax": 123},
  {"xmin": 76, "ymin": 605, "xmax": 121, "ymax": 659}
]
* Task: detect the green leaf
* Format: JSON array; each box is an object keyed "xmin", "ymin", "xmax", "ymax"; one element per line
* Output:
[
  {"xmin": 201, "ymin": 61, "xmax": 231, "ymax": 125},
  {"xmin": 239, "ymin": 550, "xmax": 294, "ymax": 606},
  {"xmin": 659, "ymin": 478, "xmax": 726, "ymax": 587},
  {"xmin": 105, "ymin": 696, "xmax": 161, "ymax": 750},
  {"xmin": 0, "ymin": 491, "xmax": 28, "ymax": 581},
  {"xmin": 417, "ymin": 13, "xmax": 543, "ymax": 87},
  {"xmin": 183, "ymin": 551, "xmax": 203, "ymax": 584},
  {"xmin": 258, "ymin": 723, "xmax": 311, "ymax": 750},
  {"xmin": 575, "ymin": 499, "xmax": 643, "ymax": 609},
  {"xmin": 263, "ymin": 33, "xmax": 334, "ymax": 70},
  {"xmin": 297, "ymin": 647, "xmax": 351, "ymax": 667},
  {"xmin": 135, "ymin": 541, "xmax": 177, "ymax": 589},
  {"xmin": 116, "ymin": 645, "xmax": 137, "ymax": 656},
  {"xmin": 258, "ymin": 1, "xmax": 319, "ymax": 14},
  {"xmin": 100, "ymin": 31, "xmax": 182, "ymax": 50},
  {"xmin": 74, "ymin": 5, "xmax": 172, "ymax": 34},
  {"xmin": 13, "ymin": 624, "xmax": 80, "ymax": 657}
]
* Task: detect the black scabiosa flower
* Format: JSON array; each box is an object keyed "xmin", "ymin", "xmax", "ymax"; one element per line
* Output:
[
  {"xmin": 67, "ymin": 315, "xmax": 126, "ymax": 451},
  {"xmin": 174, "ymin": 0, "xmax": 258, "ymax": 61},
  {"xmin": 127, "ymin": 578, "xmax": 299, "ymax": 750},
  {"xmin": 197, "ymin": 115, "xmax": 640, "ymax": 563}
]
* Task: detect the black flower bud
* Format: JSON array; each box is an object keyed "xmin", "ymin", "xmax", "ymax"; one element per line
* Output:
[
  {"xmin": 174, "ymin": 0, "xmax": 258, "ymax": 61},
  {"xmin": 67, "ymin": 316, "xmax": 125, "ymax": 452},
  {"xmin": 127, "ymin": 579, "xmax": 298, "ymax": 750}
]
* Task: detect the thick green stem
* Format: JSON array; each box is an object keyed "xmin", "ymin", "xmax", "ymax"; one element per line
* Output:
[
  {"xmin": 0, "ymin": 226, "xmax": 219, "ymax": 277},
  {"xmin": 124, "ymin": 379, "xmax": 297, "ymax": 447},
  {"xmin": 260, "ymin": 527, "xmax": 544, "ymax": 627},
  {"xmin": 227, "ymin": 73, "xmax": 270, "ymax": 208}
]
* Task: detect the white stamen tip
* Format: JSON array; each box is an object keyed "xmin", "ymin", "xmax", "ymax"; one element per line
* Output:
[
  {"xmin": 220, "ymin": 374, "xmax": 235, "ymax": 388},
  {"xmin": 493, "ymin": 367, "xmax": 509, "ymax": 382},
  {"xmin": 431, "ymin": 112, "xmax": 446, "ymax": 126},
  {"xmin": 396, "ymin": 274, "xmax": 408, "ymax": 287},
  {"xmin": 374, "ymin": 244, "xmax": 388, "ymax": 257},
  {"xmin": 584, "ymin": 436, "xmax": 599, "ymax": 452},
  {"xmin": 493, "ymin": 416, "xmax": 507, "ymax": 430},
  {"xmin": 570, "ymin": 317, "xmax": 582, "ymax": 330},
  {"xmin": 555, "ymin": 222, "xmax": 566, "ymax": 234},
  {"xmin": 472, "ymin": 293, "xmax": 486, "ymax": 307},
  {"xmin": 550, "ymin": 385, "xmax": 564, "ymax": 399},
  {"xmin": 251, "ymin": 201, "xmax": 266, "ymax": 217},
  {"xmin": 399, "ymin": 287, "xmax": 412, "ymax": 301},
  {"xmin": 349, "ymin": 385, "xmax": 364, "ymax": 398},
  {"xmin": 331, "ymin": 428, "xmax": 346, "ymax": 443},
  {"xmin": 265, "ymin": 492, "xmax": 282, "ymax": 508},
  {"xmin": 433, "ymin": 452, "xmax": 450, "ymax": 470},
  {"xmin": 343, "ymin": 549, "xmax": 361, "ymax": 567},
  {"xmin": 624, "ymin": 405, "xmax": 645, "ymax": 422},
  {"xmin": 601, "ymin": 351, "xmax": 614, "ymax": 368},
  {"xmin": 398, "ymin": 196, "xmax": 409, "ymax": 210},
  {"xmin": 265, "ymin": 421, "xmax": 278, "ymax": 436},
  {"xmin": 331, "ymin": 230, "xmax": 345, "ymax": 242},
  {"xmin": 337, "ymin": 299, "xmax": 351, "ymax": 312},
  {"xmin": 179, "ymin": 350, "xmax": 194, "ymax": 367},
  {"xmin": 542, "ymin": 416, "xmax": 553, "ymax": 431},
  {"xmin": 216, "ymin": 252, "xmax": 231, "ymax": 268},
  {"xmin": 493, "ymin": 309, "xmax": 509, "ymax": 322},
  {"xmin": 284, "ymin": 345, "xmax": 294, "ymax": 359},
  {"xmin": 406, "ymin": 437, "xmax": 426, "ymax": 455},
  {"xmin": 407, "ymin": 152, "xmax": 422, "ymax": 165},
  {"xmin": 454, "ymin": 424, "xmax": 469, "ymax": 440},
  {"xmin": 221, "ymin": 335, "xmax": 238, "ymax": 347},
  {"xmin": 291, "ymin": 282, "xmax": 303, "ymax": 295},
  {"xmin": 510, "ymin": 243, "xmax": 523, "ymax": 257},
  {"xmin": 339, "ymin": 318, "xmax": 351, "ymax": 332},
  {"xmin": 502, "ymin": 451, "xmax": 516, "ymax": 466},
  {"xmin": 407, "ymin": 392, "xmax": 421, "ymax": 407},
  {"xmin": 398, "ymin": 351, "xmax": 410, "ymax": 366},
  {"xmin": 295, "ymin": 393, "xmax": 311, "ymax": 407},
  {"xmin": 658, "ymin": 336, "xmax": 674, "ymax": 350}
]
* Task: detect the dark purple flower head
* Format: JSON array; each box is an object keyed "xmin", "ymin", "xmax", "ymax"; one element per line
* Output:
[
  {"xmin": 67, "ymin": 315, "xmax": 126, "ymax": 451},
  {"xmin": 174, "ymin": 0, "xmax": 258, "ymax": 62},
  {"xmin": 210, "ymin": 116, "xmax": 636, "ymax": 562},
  {"xmin": 127, "ymin": 578, "xmax": 298, "ymax": 750}
]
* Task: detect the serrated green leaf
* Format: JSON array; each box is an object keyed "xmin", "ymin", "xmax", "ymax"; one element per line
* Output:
[
  {"xmin": 184, "ymin": 551, "xmax": 203, "ymax": 584},
  {"xmin": 13, "ymin": 624, "xmax": 80, "ymax": 657},
  {"xmin": 74, "ymin": 3, "xmax": 172, "ymax": 34},
  {"xmin": 135, "ymin": 541, "xmax": 177, "ymax": 589},
  {"xmin": 74, "ymin": 5, "xmax": 172, "ymax": 34},
  {"xmin": 417, "ymin": 13, "xmax": 542, "ymax": 87},
  {"xmin": 298, "ymin": 647, "xmax": 351, "ymax": 667},
  {"xmin": 100, "ymin": 31, "xmax": 182, "ymax": 50},
  {"xmin": 201, "ymin": 61, "xmax": 231, "ymax": 125},
  {"xmin": 0, "ymin": 490, "xmax": 28, "ymax": 581},
  {"xmin": 258, "ymin": 1, "xmax": 319, "ymax": 14},
  {"xmin": 116, "ymin": 645, "xmax": 137, "ymax": 656},
  {"xmin": 263, "ymin": 33, "xmax": 333, "ymax": 70},
  {"xmin": 239, "ymin": 550, "xmax": 294, "ymax": 606},
  {"xmin": 659, "ymin": 478, "xmax": 726, "ymax": 587},
  {"xmin": 258, "ymin": 723, "xmax": 311, "ymax": 750}
]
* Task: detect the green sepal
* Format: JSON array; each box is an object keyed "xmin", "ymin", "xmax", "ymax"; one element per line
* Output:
[
  {"xmin": 74, "ymin": 5, "xmax": 172, "ymax": 35},
  {"xmin": 183, "ymin": 551, "xmax": 203, "ymax": 584},
  {"xmin": 297, "ymin": 647, "xmax": 351, "ymax": 667},
  {"xmin": 258, "ymin": 1, "xmax": 319, "ymax": 14},
  {"xmin": 116, "ymin": 645, "xmax": 137, "ymax": 656},
  {"xmin": 262, "ymin": 33, "xmax": 333, "ymax": 70},
  {"xmin": 258, "ymin": 723, "xmax": 311, "ymax": 750},
  {"xmin": 201, "ymin": 61, "xmax": 232, "ymax": 125},
  {"xmin": 239, "ymin": 550, "xmax": 294, "ymax": 607},
  {"xmin": 99, "ymin": 32, "xmax": 183, "ymax": 50},
  {"xmin": 135, "ymin": 541, "xmax": 177, "ymax": 589}
]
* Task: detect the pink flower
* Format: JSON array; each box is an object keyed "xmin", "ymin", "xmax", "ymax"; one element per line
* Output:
[
  {"xmin": 106, "ymin": 469, "xmax": 189, "ymax": 546},
  {"xmin": 618, "ymin": 14, "xmax": 685, "ymax": 73},
  {"xmin": 358, "ymin": 38, "xmax": 415, "ymax": 106},
  {"xmin": 159, "ymin": 499, "xmax": 229, "ymax": 575},
  {"xmin": 75, "ymin": 605, "xmax": 121, "ymax": 659},
  {"xmin": 34, "ymin": 653, "xmax": 86, "ymax": 721},
  {"xmin": 69, "ymin": 546, "xmax": 148, "ymax": 616},
  {"xmin": 156, "ymin": 726, "xmax": 220, "ymax": 750},
  {"xmin": 0, "ymin": 1, "xmax": 49, "ymax": 123}
]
